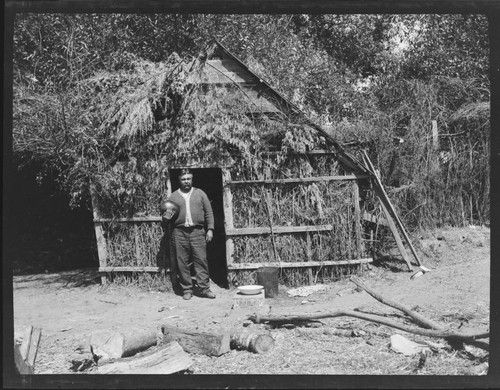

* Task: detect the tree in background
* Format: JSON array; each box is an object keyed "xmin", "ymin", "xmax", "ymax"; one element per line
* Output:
[{"xmin": 12, "ymin": 13, "xmax": 489, "ymax": 229}]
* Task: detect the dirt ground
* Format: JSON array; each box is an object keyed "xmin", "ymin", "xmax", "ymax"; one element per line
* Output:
[{"xmin": 12, "ymin": 226, "xmax": 490, "ymax": 376}]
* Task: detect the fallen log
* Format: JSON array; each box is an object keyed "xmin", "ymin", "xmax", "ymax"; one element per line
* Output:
[
  {"xmin": 14, "ymin": 326, "xmax": 42, "ymax": 374},
  {"xmin": 230, "ymin": 329, "xmax": 275, "ymax": 354},
  {"xmin": 160, "ymin": 324, "xmax": 230, "ymax": 356},
  {"xmin": 90, "ymin": 327, "xmax": 160, "ymax": 361},
  {"xmin": 349, "ymin": 277, "xmax": 490, "ymax": 351},
  {"xmin": 97, "ymin": 341, "xmax": 192, "ymax": 374},
  {"xmin": 350, "ymin": 277, "xmax": 443, "ymax": 330},
  {"xmin": 249, "ymin": 310, "xmax": 489, "ymax": 342}
]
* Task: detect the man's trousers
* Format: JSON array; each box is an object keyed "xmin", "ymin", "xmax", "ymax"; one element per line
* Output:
[{"xmin": 172, "ymin": 226, "xmax": 210, "ymax": 294}]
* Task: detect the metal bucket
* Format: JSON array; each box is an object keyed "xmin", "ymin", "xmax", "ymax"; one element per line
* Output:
[{"xmin": 256, "ymin": 267, "xmax": 279, "ymax": 298}]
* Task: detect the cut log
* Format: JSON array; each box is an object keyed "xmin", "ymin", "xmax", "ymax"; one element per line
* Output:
[
  {"xmin": 14, "ymin": 326, "xmax": 42, "ymax": 374},
  {"xmin": 97, "ymin": 341, "xmax": 192, "ymax": 374},
  {"xmin": 160, "ymin": 324, "xmax": 230, "ymax": 356},
  {"xmin": 230, "ymin": 329, "xmax": 275, "ymax": 354},
  {"xmin": 90, "ymin": 327, "xmax": 160, "ymax": 361}
]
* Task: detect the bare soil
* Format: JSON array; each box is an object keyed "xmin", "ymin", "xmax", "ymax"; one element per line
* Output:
[{"xmin": 13, "ymin": 226, "xmax": 490, "ymax": 376}]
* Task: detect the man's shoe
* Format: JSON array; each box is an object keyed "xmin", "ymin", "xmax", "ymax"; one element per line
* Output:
[
  {"xmin": 201, "ymin": 290, "xmax": 216, "ymax": 299},
  {"xmin": 183, "ymin": 292, "xmax": 192, "ymax": 300}
]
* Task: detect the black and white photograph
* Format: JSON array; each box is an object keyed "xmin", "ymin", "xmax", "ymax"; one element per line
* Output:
[{"xmin": 4, "ymin": 4, "xmax": 498, "ymax": 388}]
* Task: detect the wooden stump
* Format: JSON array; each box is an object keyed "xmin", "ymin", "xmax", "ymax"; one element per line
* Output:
[
  {"xmin": 160, "ymin": 324, "xmax": 230, "ymax": 356},
  {"xmin": 97, "ymin": 341, "xmax": 192, "ymax": 374},
  {"xmin": 230, "ymin": 329, "xmax": 275, "ymax": 354}
]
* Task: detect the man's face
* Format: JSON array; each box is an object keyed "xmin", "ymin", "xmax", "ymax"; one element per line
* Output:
[{"xmin": 179, "ymin": 173, "xmax": 193, "ymax": 192}]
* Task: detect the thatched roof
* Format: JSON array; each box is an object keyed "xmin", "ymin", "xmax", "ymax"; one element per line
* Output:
[{"xmin": 84, "ymin": 39, "xmax": 369, "ymax": 175}]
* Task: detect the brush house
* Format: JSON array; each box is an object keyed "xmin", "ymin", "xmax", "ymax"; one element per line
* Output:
[{"xmin": 90, "ymin": 41, "xmax": 411, "ymax": 288}]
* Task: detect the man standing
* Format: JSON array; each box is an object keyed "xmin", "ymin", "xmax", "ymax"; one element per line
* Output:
[{"xmin": 166, "ymin": 169, "xmax": 216, "ymax": 300}]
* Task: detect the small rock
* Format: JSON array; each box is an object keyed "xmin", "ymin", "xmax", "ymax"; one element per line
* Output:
[
  {"xmin": 287, "ymin": 285, "xmax": 327, "ymax": 297},
  {"xmin": 390, "ymin": 334, "xmax": 431, "ymax": 356}
]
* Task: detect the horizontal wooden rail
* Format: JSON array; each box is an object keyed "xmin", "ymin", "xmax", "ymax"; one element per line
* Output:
[
  {"xmin": 228, "ymin": 258, "xmax": 373, "ymax": 270},
  {"xmin": 94, "ymin": 216, "xmax": 161, "ymax": 223},
  {"xmin": 227, "ymin": 175, "xmax": 369, "ymax": 185},
  {"xmin": 226, "ymin": 225, "xmax": 333, "ymax": 236},
  {"xmin": 99, "ymin": 266, "xmax": 161, "ymax": 273},
  {"xmin": 262, "ymin": 149, "xmax": 371, "ymax": 156},
  {"xmin": 261, "ymin": 149, "xmax": 336, "ymax": 156}
]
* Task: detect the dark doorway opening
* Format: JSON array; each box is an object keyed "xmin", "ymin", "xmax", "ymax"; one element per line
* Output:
[{"xmin": 169, "ymin": 168, "xmax": 228, "ymax": 288}]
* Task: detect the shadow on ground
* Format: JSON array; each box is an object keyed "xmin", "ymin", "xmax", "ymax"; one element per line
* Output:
[{"xmin": 13, "ymin": 268, "xmax": 101, "ymax": 289}]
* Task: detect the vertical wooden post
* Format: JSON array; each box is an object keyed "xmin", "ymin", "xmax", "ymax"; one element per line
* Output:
[
  {"xmin": 90, "ymin": 184, "xmax": 108, "ymax": 285},
  {"xmin": 262, "ymin": 187, "xmax": 280, "ymax": 264},
  {"xmin": 431, "ymin": 120, "xmax": 439, "ymax": 150},
  {"xmin": 134, "ymin": 223, "xmax": 141, "ymax": 266},
  {"xmin": 161, "ymin": 176, "xmax": 172, "ymax": 276},
  {"xmin": 346, "ymin": 200, "xmax": 352, "ymax": 260},
  {"xmin": 305, "ymin": 232, "xmax": 314, "ymax": 285},
  {"xmin": 222, "ymin": 170, "xmax": 235, "ymax": 276},
  {"xmin": 352, "ymin": 180, "xmax": 362, "ymax": 259},
  {"xmin": 430, "ymin": 120, "xmax": 441, "ymax": 174}
]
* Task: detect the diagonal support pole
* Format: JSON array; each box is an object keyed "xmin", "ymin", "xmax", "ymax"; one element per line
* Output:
[
  {"xmin": 378, "ymin": 201, "xmax": 413, "ymax": 271},
  {"xmin": 361, "ymin": 150, "xmax": 422, "ymax": 267}
]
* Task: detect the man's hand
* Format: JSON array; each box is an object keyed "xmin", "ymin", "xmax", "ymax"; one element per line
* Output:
[
  {"xmin": 162, "ymin": 209, "xmax": 175, "ymax": 222},
  {"xmin": 206, "ymin": 230, "xmax": 213, "ymax": 242}
]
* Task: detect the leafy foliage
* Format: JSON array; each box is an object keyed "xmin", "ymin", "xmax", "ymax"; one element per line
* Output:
[{"xmin": 12, "ymin": 14, "xmax": 490, "ymax": 228}]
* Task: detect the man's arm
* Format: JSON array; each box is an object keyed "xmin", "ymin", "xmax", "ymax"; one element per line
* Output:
[{"xmin": 200, "ymin": 190, "xmax": 215, "ymax": 231}]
